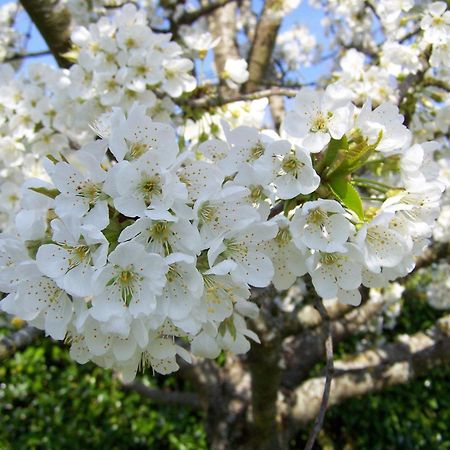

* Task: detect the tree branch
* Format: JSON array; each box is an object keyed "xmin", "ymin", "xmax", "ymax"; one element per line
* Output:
[
  {"xmin": 0, "ymin": 325, "xmax": 42, "ymax": 361},
  {"xmin": 398, "ymin": 45, "xmax": 432, "ymax": 126},
  {"xmin": 423, "ymin": 77, "xmax": 450, "ymax": 93},
  {"xmin": 176, "ymin": 0, "xmax": 236, "ymax": 26},
  {"xmin": 3, "ymin": 50, "xmax": 51, "ymax": 63},
  {"xmin": 282, "ymin": 291, "xmax": 384, "ymax": 387},
  {"xmin": 288, "ymin": 315, "xmax": 450, "ymax": 431},
  {"xmin": 202, "ymin": 0, "xmax": 240, "ymax": 95},
  {"xmin": 304, "ymin": 298, "xmax": 334, "ymax": 450},
  {"xmin": 19, "ymin": 0, "xmax": 72, "ymax": 68},
  {"xmin": 247, "ymin": 285, "xmax": 284, "ymax": 450},
  {"xmin": 122, "ymin": 379, "xmax": 202, "ymax": 408},
  {"xmin": 245, "ymin": 0, "xmax": 284, "ymax": 93},
  {"xmin": 187, "ymin": 87, "xmax": 298, "ymax": 109}
]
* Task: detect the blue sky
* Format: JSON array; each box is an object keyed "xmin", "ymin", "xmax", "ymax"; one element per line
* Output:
[{"xmin": 1, "ymin": 0, "xmax": 330, "ymax": 81}]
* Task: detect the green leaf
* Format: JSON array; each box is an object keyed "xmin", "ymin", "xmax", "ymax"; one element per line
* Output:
[
  {"xmin": 218, "ymin": 318, "xmax": 237, "ymax": 340},
  {"xmin": 29, "ymin": 186, "xmax": 60, "ymax": 199},
  {"xmin": 328, "ymin": 176, "xmax": 364, "ymax": 220},
  {"xmin": 283, "ymin": 198, "xmax": 297, "ymax": 216},
  {"xmin": 322, "ymin": 136, "xmax": 348, "ymax": 170}
]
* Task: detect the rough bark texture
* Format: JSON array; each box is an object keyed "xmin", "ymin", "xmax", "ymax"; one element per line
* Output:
[
  {"xmin": 283, "ymin": 293, "xmax": 385, "ymax": 388},
  {"xmin": 269, "ymin": 95, "xmax": 285, "ymax": 130},
  {"xmin": 289, "ymin": 315, "xmax": 450, "ymax": 430},
  {"xmin": 203, "ymin": 0, "xmax": 240, "ymax": 98},
  {"xmin": 245, "ymin": 0, "xmax": 284, "ymax": 93},
  {"xmin": 20, "ymin": 0, "xmax": 72, "ymax": 68},
  {"xmin": 247, "ymin": 289, "xmax": 283, "ymax": 450}
]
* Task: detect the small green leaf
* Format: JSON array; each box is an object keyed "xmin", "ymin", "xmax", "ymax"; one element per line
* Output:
[
  {"xmin": 328, "ymin": 176, "xmax": 364, "ymax": 220},
  {"xmin": 218, "ymin": 318, "xmax": 237, "ymax": 340},
  {"xmin": 218, "ymin": 321, "xmax": 227, "ymax": 337},
  {"xmin": 322, "ymin": 136, "xmax": 348, "ymax": 170},
  {"xmin": 283, "ymin": 198, "xmax": 297, "ymax": 216},
  {"xmin": 29, "ymin": 187, "xmax": 60, "ymax": 199},
  {"xmin": 227, "ymin": 319, "xmax": 237, "ymax": 340}
]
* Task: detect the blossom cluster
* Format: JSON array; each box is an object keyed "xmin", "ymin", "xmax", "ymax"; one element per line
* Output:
[
  {"xmin": 328, "ymin": 1, "xmax": 450, "ymax": 115},
  {"xmin": 274, "ymin": 24, "xmax": 318, "ymax": 72},
  {"xmin": 0, "ymin": 3, "xmax": 197, "ymax": 227},
  {"xmin": 66, "ymin": 3, "xmax": 195, "ymax": 116},
  {"xmin": 0, "ymin": 2, "xmax": 21, "ymax": 63},
  {"xmin": 425, "ymin": 262, "xmax": 450, "ymax": 310},
  {"xmin": 0, "ymin": 82, "xmax": 444, "ymax": 379}
]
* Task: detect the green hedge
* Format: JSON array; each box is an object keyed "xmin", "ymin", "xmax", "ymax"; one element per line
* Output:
[{"xmin": 0, "ymin": 339, "xmax": 207, "ymax": 450}]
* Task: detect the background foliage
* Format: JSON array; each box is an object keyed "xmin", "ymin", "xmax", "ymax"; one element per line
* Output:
[{"xmin": 2, "ymin": 293, "xmax": 450, "ymax": 450}]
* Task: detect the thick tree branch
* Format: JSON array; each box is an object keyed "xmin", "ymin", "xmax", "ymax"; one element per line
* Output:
[
  {"xmin": 283, "ymin": 241, "xmax": 450, "ymax": 387},
  {"xmin": 282, "ymin": 299, "xmax": 352, "ymax": 338},
  {"xmin": 0, "ymin": 326, "xmax": 42, "ymax": 361},
  {"xmin": 121, "ymin": 379, "xmax": 202, "ymax": 408},
  {"xmin": 283, "ymin": 292, "xmax": 385, "ymax": 387},
  {"xmin": 247, "ymin": 285, "xmax": 284, "ymax": 450},
  {"xmin": 269, "ymin": 95, "xmax": 285, "ymax": 130},
  {"xmin": 20, "ymin": 0, "xmax": 72, "ymax": 68},
  {"xmin": 245, "ymin": 0, "xmax": 284, "ymax": 93},
  {"xmin": 288, "ymin": 315, "xmax": 450, "ymax": 430},
  {"xmin": 202, "ymin": 0, "xmax": 239, "ymax": 96}
]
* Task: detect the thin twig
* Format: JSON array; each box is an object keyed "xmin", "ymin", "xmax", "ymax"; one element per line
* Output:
[
  {"xmin": 304, "ymin": 298, "xmax": 334, "ymax": 450},
  {"xmin": 399, "ymin": 28, "xmax": 420, "ymax": 44},
  {"xmin": 3, "ymin": 49, "xmax": 51, "ymax": 63},
  {"xmin": 268, "ymin": 202, "xmax": 284, "ymax": 220},
  {"xmin": 187, "ymin": 87, "xmax": 299, "ymax": 109},
  {"xmin": 175, "ymin": 0, "xmax": 236, "ymax": 26}
]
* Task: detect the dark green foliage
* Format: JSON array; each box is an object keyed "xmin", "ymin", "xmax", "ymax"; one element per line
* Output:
[
  {"xmin": 316, "ymin": 364, "xmax": 450, "ymax": 450},
  {"xmin": 0, "ymin": 337, "xmax": 207, "ymax": 450}
]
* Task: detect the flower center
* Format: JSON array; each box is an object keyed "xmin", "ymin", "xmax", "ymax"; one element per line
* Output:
[
  {"xmin": 281, "ymin": 154, "xmax": 304, "ymax": 177},
  {"xmin": 275, "ymin": 227, "xmax": 291, "ymax": 245},
  {"xmin": 203, "ymin": 275, "xmax": 235, "ymax": 313},
  {"xmin": 166, "ymin": 265, "xmax": 181, "ymax": 283},
  {"xmin": 223, "ymin": 238, "xmax": 248, "ymax": 257},
  {"xmin": 126, "ymin": 141, "xmax": 150, "ymax": 160},
  {"xmin": 151, "ymin": 221, "xmax": 170, "ymax": 241},
  {"xmin": 67, "ymin": 245, "xmax": 90, "ymax": 269},
  {"xmin": 112, "ymin": 266, "xmax": 142, "ymax": 305},
  {"xmin": 139, "ymin": 176, "xmax": 162, "ymax": 205},
  {"xmin": 248, "ymin": 142, "xmax": 265, "ymax": 161},
  {"xmin": 432, "ymin": 16, "xmax": 444, "ymax": 26},
  {"xmin": 307, "ymin": 208, "xmax": 328, "ymax": 225},
  {"xmin": 199, "ymin": 202, "xmax": 218, "ymax": 224},
  {"xmin": 366, "ymin": 229, "xmax": 387, "ymax": 246},
  {"xmin": 320, "ymin": 253, "xmax": 339, "ymax": 265},
  {"xmin": 125, "ymin": 37, "xmax": 137, "ymax": 48},
  {"xmin": 310, "ymin": 112, "xmax": 332, "ymax": 133},
  {"xmin": 75, "ymin": 181, "xmax": 104, "ymax": 207},
  {"xmin": 249, "ymin": 185, "xmax": 264, "ymax": 202}
]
